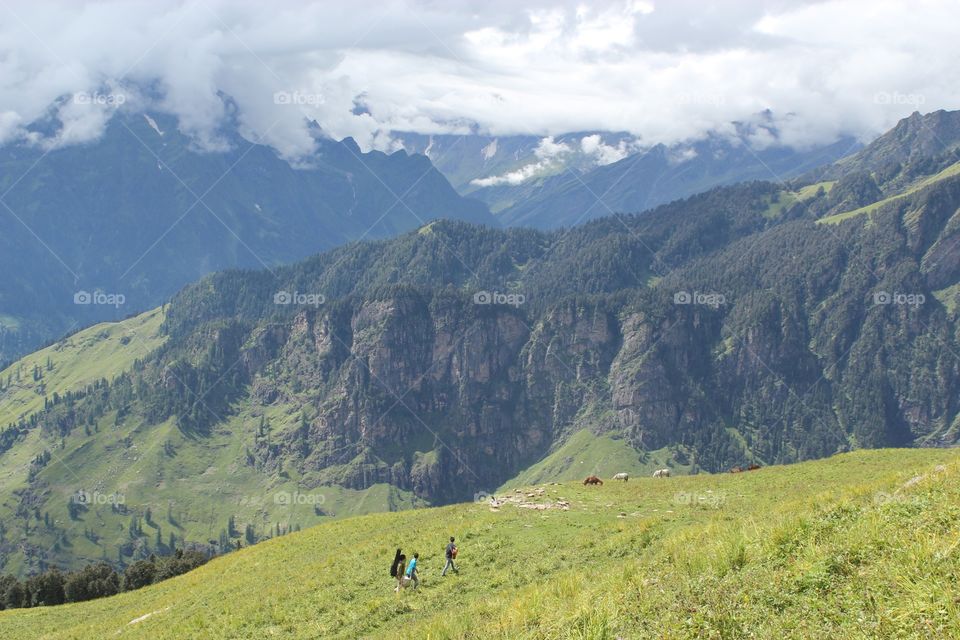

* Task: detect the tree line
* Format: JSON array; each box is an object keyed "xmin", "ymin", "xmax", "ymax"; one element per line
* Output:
[{"xmin": 0, "ymin": 548, "xmax": 208, "ymax": 610}]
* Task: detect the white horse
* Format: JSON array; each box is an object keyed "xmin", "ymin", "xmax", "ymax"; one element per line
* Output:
[
  {"xmin": 652, "ymin": 468, "xmax": 671, "ymax": 478},
  {"xmin": 612, "ymin": 472, "xmax": 629, "ymax": 482}
]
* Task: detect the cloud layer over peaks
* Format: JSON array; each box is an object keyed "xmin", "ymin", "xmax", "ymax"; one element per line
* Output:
[{"xmin": 0, "ymin": 0, "xmax": 957, "ymax": 160}]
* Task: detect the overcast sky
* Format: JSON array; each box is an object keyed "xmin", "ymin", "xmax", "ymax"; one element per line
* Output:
[{"xmin": 1, "ymin": 0, "xmax": 958, "ymax": 159}]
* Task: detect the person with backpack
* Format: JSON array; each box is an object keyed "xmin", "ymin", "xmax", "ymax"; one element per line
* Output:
[
  {"xmin": 390, "ymin": 549, "xmax": 406, "ymax": 592},
  {"xmin": 442, "ymin": 536, "xmax": 458, "ymax": 576},
  {"xmin": 405, "ymin": 553, "xmax": 420, "ymax": 590}
]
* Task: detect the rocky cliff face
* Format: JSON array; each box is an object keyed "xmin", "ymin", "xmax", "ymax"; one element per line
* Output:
[{"xmin": 230, "ymin": 295, "xmax": 625, "ymax": 502}]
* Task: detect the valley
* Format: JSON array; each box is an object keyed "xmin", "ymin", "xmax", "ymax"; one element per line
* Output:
[
  {"xmin": 1, "ymin": 3, "xmax": 958, "ymax": 636},
  {"xmin": 1, "ymin": 109, "xmax": 959, "ymax": 576}
]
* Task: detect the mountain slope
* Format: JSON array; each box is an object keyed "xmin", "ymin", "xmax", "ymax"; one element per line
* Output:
[
  {"xmin": 1, "ymin": 449, "xmax": 957, "ymax": 639},
  {"xmin": 0, "ymin": 112, "xmax": 493, "ymax": 362},
  {"xmin": 824, "ymin": 109, "xmax": 960, "ymax": 177},
  {"xmin": 2, "ymin": 163, "xmax": 960, "ymax": 574},
  {"xmin": 2, "ymin": 110, "xmax": 960, "ymax": 576},
  {"xmin": 0, "ymin": 308, "xmax": 166, "ymax": 429}
]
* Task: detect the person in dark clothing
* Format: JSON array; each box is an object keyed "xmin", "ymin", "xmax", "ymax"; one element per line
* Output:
[
  {"xmin": 442, "ymin": 536, "xmax": 458, "ymax": 576},
  {"xmin": 390, "ymin": 548, "xmax": 402, "ymax": 578},
  {"xmin": 393, "ymin": 553, "xmax": 407, "ymax": 592}
]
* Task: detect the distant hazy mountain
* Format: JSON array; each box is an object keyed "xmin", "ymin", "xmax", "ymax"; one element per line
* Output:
[
  {"xmin": 395, "ymin": 131, "xmax": 637, "ymax": 213},
  {"xmin": 399, "ymin": 127, "xmax": 860, "ymax": 229},
  {"xmin": 0, "ymin": 112, "xmax": 493, "ymax": 361},
  {"xmin": 492, "ymin": 133, "xmax": 860, "ymax": 229}
]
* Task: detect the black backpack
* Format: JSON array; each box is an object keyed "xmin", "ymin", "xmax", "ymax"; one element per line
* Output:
[{"xmin": 389, "ymin": 549, "xmax": 402, "ymax": 577}]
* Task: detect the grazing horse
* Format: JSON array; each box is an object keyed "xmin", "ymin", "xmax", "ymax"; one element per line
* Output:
[
  {"xmin": 612, "ymin": 472, "xmax": 629, "ymax": 482},
  {"xmin": 652, "ymin": 468, "xmax": 671, "ymax": 478},
  {"xmin": 583, "ymin": 475, "xmax": 603, "ymax": 485},
  {"xmin": 730, "ymin": 467, "xmax": 743, "ymax": 473},
  {"xmin": 747, "ymin": 463, "xmax": 761, "ymax": 471}
]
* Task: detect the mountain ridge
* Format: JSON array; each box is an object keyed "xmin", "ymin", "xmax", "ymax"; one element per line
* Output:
[{"xmin": 0, "ymin": 111, "xmax": 494, "ymax": 363}]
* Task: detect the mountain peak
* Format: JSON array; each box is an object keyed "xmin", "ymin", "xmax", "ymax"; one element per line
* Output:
[{"xmin": 829, "ymin": 108, "xmax": 960, "ymax": 177}]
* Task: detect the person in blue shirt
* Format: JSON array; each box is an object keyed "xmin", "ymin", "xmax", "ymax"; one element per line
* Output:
[{"xmin": 405, "ymin": 553, "xmax": 420, "ymax": 590}]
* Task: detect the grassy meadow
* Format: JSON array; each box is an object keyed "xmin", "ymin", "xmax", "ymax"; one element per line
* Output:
[{"xmin": 1, "ymin": 448, "xmax": 958, "ymax": 639}]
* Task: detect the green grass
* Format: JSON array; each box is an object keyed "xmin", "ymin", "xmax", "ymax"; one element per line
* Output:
[
  {"xmin": 0, "ymin": 307, "xmax": 167, "ymax": 428},
  {"xmin": 818, "ymin": 161, "xmax": 960, "ymax": 225},
  {"xmin": 0, "ymin": 395, "xmax": 426, "ymax": 575},
  {"xmin": 500, "ymin": 429, "xmax": 685, "ymax": 488},
  {"xmin": 934, "ymin": 282, "xmax": 960, "ymax": 314},
  {"xmin": 0, "ymin": 306, "xmax": 427, "ymax": 575},
  {"xmin": 762, "ymin": 181, "xmax": 835, "ymax": 219},
  {"xmin": 2, "ymin": 448, "xmax": 959, "ymax": 639}
]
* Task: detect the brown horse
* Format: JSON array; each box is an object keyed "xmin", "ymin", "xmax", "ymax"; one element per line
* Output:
[
  {"xmin": 747, "ymin": 463, "xmax": 762, "ymax": 471},
  {"xmin": 583, "ymin": 475, "xmax": 603, "ymax": 486}
]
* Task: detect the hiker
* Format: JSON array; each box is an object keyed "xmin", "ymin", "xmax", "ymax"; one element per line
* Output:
[
  {"xmin": 390, "ymin": 549, "xmax": 404, "ymax": 590},
  {"xmin": 442, "ymin": 536, "xmax": 459, "ymax": 576},
  {"xmin": 393, "ymin": 552, "xmax": 408, "ymax": 592},
  {"xmin": 405, "ymin": 553, "xmax": 420, "ymax": 590}
]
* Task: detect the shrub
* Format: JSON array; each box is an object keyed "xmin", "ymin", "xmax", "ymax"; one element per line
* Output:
[
  {"xmin": 122, "ymin": 559, "xmax": 158, "ymax": 592},
  {"xmin": 24, "ymin": 568, "xmax": 65, "ymax": 607},
  {"xmin": 64, "ymin": 563, "xmax": 120, "ymax": 602}
]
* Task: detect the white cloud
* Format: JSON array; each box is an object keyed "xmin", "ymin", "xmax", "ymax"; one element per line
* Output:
[
  {"xmin": 0, "ymin": 0, "xmax": 957, "ymax": 161},
  {"xmin": 534, "ymin": 136, "xmax": 572, "ymax": 159},
  {"xmin": 471, "ymin": 162, "xmax": 547, "ymax": 187},
  {"xmin": 471, "ymin": 136, "xmax": 572, "ymax": 186},
  {"xmin": 580, "ymin": 134, "xmax": 639, "ymax": 165},
  {"xmin": 667, "ymin": 146, "xmax": 698, "ymax": 166}
]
